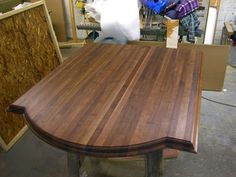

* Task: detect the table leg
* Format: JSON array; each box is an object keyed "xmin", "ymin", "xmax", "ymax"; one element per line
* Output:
[
  {"xmin": 145, "ymin": 150, "xmax": 164, "ymax": 177},
  {"xmin": 67, "ymin": 152, "xmax": 80, "ymax": 177}
]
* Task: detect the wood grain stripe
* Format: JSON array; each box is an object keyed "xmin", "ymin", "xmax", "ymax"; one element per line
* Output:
[{"xmin": 9, "ymin": 44, "xmax": 202, "ymax": 157}]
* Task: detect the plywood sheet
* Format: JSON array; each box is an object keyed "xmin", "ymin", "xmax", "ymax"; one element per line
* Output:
[
  {"xmin": 0, "ymin": 2, "xmax": 61, "ymax": 149},
  {"xmin": 30, "ymin": 0, "xmax": 68, "ymax": 42}
]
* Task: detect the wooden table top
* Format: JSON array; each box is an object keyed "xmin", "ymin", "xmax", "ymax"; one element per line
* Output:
[{"xmin": 9, "ymin": 43, "xmax": 202, "ymax": 157}]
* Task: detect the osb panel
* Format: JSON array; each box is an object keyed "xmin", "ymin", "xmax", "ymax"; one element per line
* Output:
[
  {"xmin": 30, "ymin": 0, "xmax": 68, "ymax": 41},
  {"xmin": 0, "ymin": 6, "xmax": 60, "ymax": 144}
]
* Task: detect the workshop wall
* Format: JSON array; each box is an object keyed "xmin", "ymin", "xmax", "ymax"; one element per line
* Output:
[
  {"xmin": 63, "ymin": 0, "xmax": 92, "ymax": 39},
  {"xmin": 171, "ymin": 0, "xmax": 236, "ymax": 44},
  {"xmin": 197, "ymin": 0, "xmax": 208, "ymax": 43},
  {"xmin": 29, "ymin": 0, "xmax": 68, "ymax": 42},
  {"xmin": 184, "ymin": 0, "xmax": 236, "ymax": 44},
  {"xmin": 214, "ymin": 0, "xmax": 236, "ymax": 44},
  {"xmin": 62, "ymin": 0, "xmax": 236, "ymax": 44}
]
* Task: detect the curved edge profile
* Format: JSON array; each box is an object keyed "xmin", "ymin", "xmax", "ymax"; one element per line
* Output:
[
  {"xmin": 8, "ymin": 105, "xmax": 197, "ymax": 157},
  {"xmin": 8, "ymin": 105, "xmax": 26, "ymax": 114}
]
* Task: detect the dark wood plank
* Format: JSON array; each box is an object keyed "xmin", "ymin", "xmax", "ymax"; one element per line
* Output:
[{"xmin": 9, "ymin": 43, "xmax": 203, "ymax": 157}]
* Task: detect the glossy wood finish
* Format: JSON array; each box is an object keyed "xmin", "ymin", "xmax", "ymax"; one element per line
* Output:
[{"xmin": 9, "ymin": 43, "xmax": 203, "ymax": 157}]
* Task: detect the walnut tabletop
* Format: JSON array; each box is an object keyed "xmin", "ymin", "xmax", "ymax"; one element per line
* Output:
[{"xmin": 9, "ymin": 43, "xmax": 203, "ymax": 157}]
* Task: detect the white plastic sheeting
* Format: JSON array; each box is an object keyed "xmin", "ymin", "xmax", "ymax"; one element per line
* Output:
[
  {"xmin": 86, "ymin": 0, "xmax": 140, "ymax": 41},
  {"xmin": 204, "ymin": 7, "xmax": 217, "ymax": 44}
]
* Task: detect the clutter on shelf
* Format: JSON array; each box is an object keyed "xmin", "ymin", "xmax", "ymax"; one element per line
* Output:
[
  {"xmin": 76, "ymin": 0, "xmax": 203, "ymax": 43},
  {"xmin": 141, "ymin": 0, "xmax": 202, "ymax": 43}
]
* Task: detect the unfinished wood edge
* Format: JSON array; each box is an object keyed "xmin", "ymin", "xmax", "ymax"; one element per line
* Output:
[
  {"xmin": 210, "ymin": 0, "xmax": 221, "ymax": 8},
  {"xmin": 224, "ymin": 22, "xmax": 234, "ymax": 37},
  {"xmin": 0, "ymin": 136, "xmax": 7, "ymax": 151},
  {"xmin": 0, "ymin": 125, "xmax": 28, "ymax": 151},
  {"xmin": 41, "ymin": 1, "xmax": 63, "ymax": 63},
  {"xmin": 0, "ymin": 0, "xmax": 44, "ymax": 20},
  {"xmin": 193, "ymin": 53, "xmax": 203, "ymax": 153},
  {"xmin": 59, "ymin": 42, "xmax": 84, "ymax": 48},
  {"xmin": 68, "ymin": 0, "xmax": 78, "ymax": 43}
]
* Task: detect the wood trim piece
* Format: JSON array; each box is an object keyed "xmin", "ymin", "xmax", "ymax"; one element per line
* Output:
[
  {"xmin": 59, "ymin": 42, "xmax": 84, "ymax": 48},
  {"xmin": 209, "ymin": 0, "xmax": 221, "ymax": 7},
  {"xmin": 0, "ymin": 125, "xmax": 28, "ymax": 151},
  {"xmin": 41, "ymin": 0, "xmax": 63, "ymax": 63},
  {"xmin": 68, "ymin": 0, "xmax": 78, "ymax": 43},
  {"xmin": 224, "ymin": 22, "xmax": 234, "ymax": 37},
  {"xmin": 0, "ymin": 1, "xmax": 43, "ymax": 20}
]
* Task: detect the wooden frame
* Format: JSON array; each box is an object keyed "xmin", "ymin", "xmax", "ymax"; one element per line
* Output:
[
  {"xmin": 203, "ymin": 0, "xmax": 221, "ymax": 44},
  {"xmin": 58, "ymin": 42, "xmax": 84, "ymax": 48},
  {"xmin": 0, "ymin": 125, "xmax": 28, "ymax": 151},
  {"xmin": 0, "ymin": 0, "xmax": 63, "ymax": 62},
  {"xmin": 68, "ymin": 0, "xmax": 78, "ymax": 43},
  {"xmin": 29, "ymin": 0, "xmax": 68, "ymax": 42},
  {"xmin": 0, "ymin": 0, "xmax": 62, "ymax": 151}
]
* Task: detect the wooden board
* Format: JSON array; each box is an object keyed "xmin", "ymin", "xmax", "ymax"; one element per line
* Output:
[
  {"xmin": 224, "ymin": 21, "xmax": 234, "ymax": 37},
  {"xmin": 128, "ymin": 41, "xmax": 230, "ymax": 91},
  {"xmin": 9, "ymin": 43, "xmax": 202, "ymax": 157},
  {"xmin": 68, "ymin": 0, "xmax": 78, "ymax": 42},
  {"xmin": 29, "ymin": 0, "xmax": 68, "ymax": 42},
  {"xmin": 0, "ymin": 125, "xmax": 28, "ymax": 151},
  {"xmin": 209, "ymin": 0, "xmax": 221, "ymax": 7},
  {"xmin": 0, "ymin": 1, "xmax": 61, "ymax": 150}
]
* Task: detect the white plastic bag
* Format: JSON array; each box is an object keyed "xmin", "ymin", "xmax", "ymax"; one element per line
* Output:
[
  {"xmin": 101, "ymin": 0, "xmax": 140, "ymax": 41},
  {"xmin": 86, "ymin": 0, "xmax": 140, "ymax": 41}
]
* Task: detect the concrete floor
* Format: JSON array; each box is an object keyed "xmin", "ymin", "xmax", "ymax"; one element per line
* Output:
[{"xmin": 1, "ymin": 46, "xmax": 236, "ymax": 177}]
